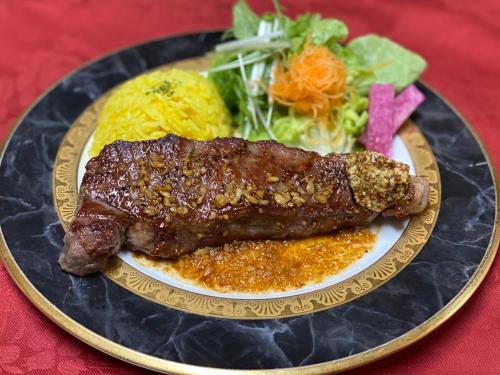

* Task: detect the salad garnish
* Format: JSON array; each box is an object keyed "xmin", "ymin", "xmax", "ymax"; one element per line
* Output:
[
  {"xmin": 208, "ymin": 0, "xmax": 427, "ymax": 155},
  {"xmin": 269, "ymin": 43, "xmax": 346, "ymax": 118}
]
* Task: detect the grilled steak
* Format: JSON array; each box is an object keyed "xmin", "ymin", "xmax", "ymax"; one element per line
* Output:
[{"xmin": 59, "ymin": 135, "xmax": 429, "ymax": 276}]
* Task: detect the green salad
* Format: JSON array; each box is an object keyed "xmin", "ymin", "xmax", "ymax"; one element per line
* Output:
[{"xmin": 208, "ymin": 0, "xmax": 427, "ymax": 155}]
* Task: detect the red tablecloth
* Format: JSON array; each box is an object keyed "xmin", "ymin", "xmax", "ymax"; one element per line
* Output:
[{"xmin": 1, "ymin": 1, "xmax": 499, "ymax": 374}]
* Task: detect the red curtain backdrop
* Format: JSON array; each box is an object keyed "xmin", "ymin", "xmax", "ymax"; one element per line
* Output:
[{"xmin": 0, "ymin": 1, "xmax": 499, "ymax": 374}]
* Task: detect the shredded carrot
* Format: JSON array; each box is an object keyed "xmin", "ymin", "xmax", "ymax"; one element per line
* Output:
[{"xmin": 269, "ymin": 43, "xmax": 346, "ymax": 118}]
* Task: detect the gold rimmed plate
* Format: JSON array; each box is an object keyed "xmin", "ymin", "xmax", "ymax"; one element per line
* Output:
[{"xmin": 0, "ymin": 32, "xmax": 498, "ymax": 374}]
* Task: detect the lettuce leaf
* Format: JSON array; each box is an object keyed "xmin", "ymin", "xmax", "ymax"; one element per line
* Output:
[
  {"xmin": 346, "ymin": 34, "xmax": 427, "ymax": 93},
  {"xmin": 282, "ymin": 14, "xmax": 349, "ymax": 54},
  {"xmin": 232, "ymin": 0, "xmax": 261, "ymax": 39},
  {"xmin": 208, "ymin": 52, "xmax": 251, "ymax": 133},
  {"xmin": 331, "ymin": 44, "xmax": 376, "ymax": 93},
  {"xmin": 249, "ymin": 115, "xmax": 304, "ymax": 145},
  {"xmin": 337, "ymin": 92, "xmax": 368, "ymax": 137},
  {"xmin": 248, "ymin": 113, "xmax": 361, "ymax": 155},
  {"xmin": 282, "ymin": 13, "xmax": 320, "ymax": 53},
  {"xmin": 310, "ymin": 19, "xmax": 348, "ymax": 46}
]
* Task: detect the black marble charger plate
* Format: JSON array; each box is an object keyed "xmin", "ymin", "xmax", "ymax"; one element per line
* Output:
[{"xmin": 0, "ymin": 32, "xmax": 498, "ymax": 374}]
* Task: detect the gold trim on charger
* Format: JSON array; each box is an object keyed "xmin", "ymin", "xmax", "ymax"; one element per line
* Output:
[
  {"xmin": 51, "ymin": 57, "xmax": 440, "ymax": 319},
  {"xmin": 0, "ymin": 32, "xmax": 498, "ymax": 373}
]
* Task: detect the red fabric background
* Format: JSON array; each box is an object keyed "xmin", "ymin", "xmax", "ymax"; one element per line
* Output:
[{"xmin": 1, "ymin": 1, "xmax": 499, "ymax": 374}]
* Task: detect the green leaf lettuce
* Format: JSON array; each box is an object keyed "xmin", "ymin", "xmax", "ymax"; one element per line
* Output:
[
  {"xmin": 310, "ymin": 19, "xmax": 348, "ymax": 46},
  {"xmin": 232, "ymin": 0, "xmax": 260, "ymax": 39},
  {"xmin": 346, "ymin": 34, "xmax": 427, "ymax": 93}
]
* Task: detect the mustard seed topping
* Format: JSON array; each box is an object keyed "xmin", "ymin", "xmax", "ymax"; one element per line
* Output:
[
  {"xmin": 274, "ymin": 192, "xmax": 289, "ymax": 206},
  {"xmin": 243, "ymin": 191, "xmax": 258, "ymax": 204},
  {"xmin": 214, "ymin": 194, "xmax": 227, "ymax": 208},
  {"xmin": 345, "ymin": 152, "xmax": 410, "ymax": 212},
  {"xmin": 175, "ymin": 206, "xmax": 189, "ymax": 216}
]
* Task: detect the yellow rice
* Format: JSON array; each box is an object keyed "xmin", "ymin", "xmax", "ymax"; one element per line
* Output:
[{"xmin": 90, "ymin": 69, "xmax": 232, "ymax": 157}]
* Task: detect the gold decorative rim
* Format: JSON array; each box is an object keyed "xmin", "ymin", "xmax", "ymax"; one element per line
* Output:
[
  {"xmin": 0, "ymin": 32, "xmax": 498, "ymax": 374},
  {"xmin": 51, "ymin": 58, "xmax": 440, "ymax": 319}
]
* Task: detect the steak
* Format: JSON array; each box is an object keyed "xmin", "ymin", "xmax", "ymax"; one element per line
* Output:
[{"xmin": 59, "ymin": 135, "xmax": 429, "ymax": 276}]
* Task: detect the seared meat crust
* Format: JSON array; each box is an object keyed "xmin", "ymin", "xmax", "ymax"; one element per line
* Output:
[{"xmin": 59, "ymin": 135, "xmax": 427, "ymax": 276}]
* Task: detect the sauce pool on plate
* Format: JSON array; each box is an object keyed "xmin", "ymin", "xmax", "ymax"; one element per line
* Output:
[{"xmin": 133, "ymin": 227, "xmax": 377, "ymax": 293}]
